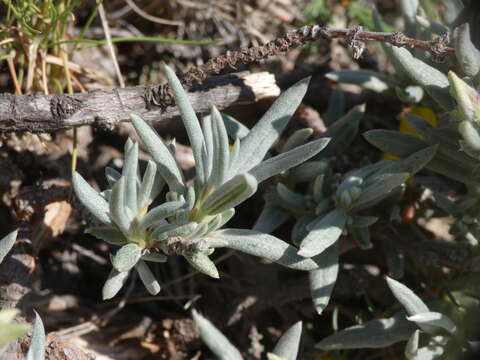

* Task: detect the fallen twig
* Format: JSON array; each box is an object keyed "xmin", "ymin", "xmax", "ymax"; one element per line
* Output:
[{"xmin": 0, "ymin": 72, "xmax": 279, "ymax": 133}]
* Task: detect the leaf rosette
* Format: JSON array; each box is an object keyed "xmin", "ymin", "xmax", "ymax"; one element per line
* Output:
[{"xmin": 73, "ymin": 65, "xmax": 330, "ymax": 299}]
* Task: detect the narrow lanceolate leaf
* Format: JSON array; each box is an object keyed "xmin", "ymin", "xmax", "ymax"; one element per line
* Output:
[
  {"xmin": 386, "ymin": 277, "xmax": 437, "ymax": 334},
  {"xmin": 211, "ymin": 208, "xmax": 236, "ymax": 232},
  {"xmin": 316, "ymin": 311, "xmax": 417, "ymax": 350},
  {"xmin": 72, "ymin": 172, "xmax": 111, "ymax": 225},
  {"xmin": 298, "ymin": 209, "xmax": 347, "ymax": 258},
  {"xmin": 292, "ymin": 217, "xmax": 314, "ymax": 246},
  {"xmin": 309, "ymin": 242, "xmax": 339, "ymax": 315},
  {"xmin": 209, "ymin": 106, "xmax": 230, "ymax": 186},
  {"xmin": 139, "ymin": 201, "xmax": 186, "ymax": 231},
  {"xmin": 151, "ymin": 222, "xmax": 198, "ymax": 242},
  {"xmin": 386, "ymin": 277, "xmax": 429, "ymax": 314},
  {"xmin": 272, "ymin": 321, "xmax": 302, "ymax": 360},
  {"xmin": 103, "ymin": 269, "xmax": 130, "ymax": 300},
  {"xmin": 185, "ymin": 251, "xmax": 219, "ymax": 278},
  {"xmin": 277, "ymin": 184, "xmax": 307, "ymax": 210},
  {"xmin": 234, "ymin": 77, "xmax": 311, "ymax": 174},
  {"xmin": 253, "ymin": 206, "xmax": 290, "ymax": 234},
  {"xmin": 405, "ymin": 330, "xmax": 420, "ymax": 360},
  {"xmin": 185, "ymin": 184, "xmax": 196, "ymax": 211},
  {"xmin": 130, "ymin": 114, "xmax": 184, "ymax": 192},
  {"xmin": 326, "ymin": 70, "xmax": 398, "ymax": 93},
  {"xmin": 112, "ymin": 243, "xmax": 143, "ymax": 272},
  {"xmin": 364, "ymin": 130, "xmax": 480, "ymax": 185},
  {"xmin": 206, "ymin": 229, "xmax": 321, "ymax": 271},
  {"xmin": 364, "ymin": 130, "xmax": 429, "ymax": 157},
  {"xmin": 201, "ymin": 173, "xmax": 258, "ymax": 215},
  {"xmin": 386, "ymin": 45, "xmax": 454, "ymax": 109},
  {"xmin": 86, "ymin": 227, "xmax": 127, "ymax": 245},
  {"xmin": 123, "ymin": 140, "xmax": 139, "ymax": 214},
  {"xmin": 135, "ymin": 260, "xmax": 161, "ymax": 295},
  {"xmin": 201, "ymin": 114, "xmax": 214, "ymax": 179},
  {"xmin": 282, "ymin": 128, "xmax": 313, "ymax": 152},
  {"xmin": 378, "ymin": 145, "xmax": 437, "ymax": 176},
  {"xmin": 164, "ymin": 65, "xmax": 207, "ymax": 184},
  {"xmin": 407, "ymin": 312, "xmax": 457, "ymax": 335},
  {"xmin": 26, "ymin": 311, "xmax": 45, "ymax": 360},
  {"xmin": 138, "ymin": 161, "xmax": 158, "ymax": 209},
  {"xmin": 192, "ymin": 310, "xmax": 243, "ymax": 360},
  {"xmin": 109, "ymin": 177, "xmax": 131, "ymax": 234},
  {"xmin": 325, "ymin": 87, "xmax": 345, "ymax": 125},
  {"xmin": 321, "ymin": 104, "xmax": 365, "ymax": 157},
  {"xmin": 220, "ymin": 112, "xmax": 250, "ymax": 140},
  {"xmin": 125, "ymin": 137, "xmax": 134, "ymax": 153},
  {"xmin": 0, "ymin": 229, "xmax": 17, "ymax": 264},
  {"xmin": 455, "ymin": 24, "xmax": 480, "ymax": 79},
  {"xmin": 249, "ymin": 138, "xmax": 331, "ymax": 183},
  {"xmin": 350, "ymin": 173, "xmax": 409, "ymax": 212},
  {"xmin": 289, "ymin": 161, "xmax": 328, "ymax": 184}
]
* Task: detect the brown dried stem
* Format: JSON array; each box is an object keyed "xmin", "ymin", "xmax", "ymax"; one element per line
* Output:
[{"xmin": 179, "ymin": 25, "xmax": 453, "ymax": 90}]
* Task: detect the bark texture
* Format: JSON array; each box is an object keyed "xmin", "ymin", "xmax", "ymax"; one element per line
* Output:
[{"xmin": 0, "ymin": 72, "xmax": 279, "ymax": 133}]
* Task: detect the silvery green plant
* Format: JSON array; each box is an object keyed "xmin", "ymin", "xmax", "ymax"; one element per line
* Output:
[
  {"xmin": 317, "ymin": 277, "xmax": 459, "ymax": 360},
  {"xmin": 326, "ymin": 1, "xmax": 477, "ymax": 106},
  {"xmin": 296, "ymin": 145, "xmax": 436, "ymax": 258},
  {"xmin": 252, "ymin": 89, "xmax": 364, "ymax": 242},
  {"xmin": 0, "ymin": 231, "xmax": 46, "ymax": 360},
  {"xmin": 365, "ymin": 72, "xmax": 480, "ymax": 187},
  {"xmin": 255, "ymin": 130, "xmax": 436, "ymax": 314},
  {"xmin": 192, "ymin": 310, "xmax": 302, "ymax": 360},
  {"xmin": 360, "ymin": 4, "xmax": 480, "ymax": 187},
  {"xmin": 73, "ymin": 65, "xmax": 331, "ymax": 300},
  {"xmin": 311, "ymin": 2, "xmax": 478, "ymax": 357}
]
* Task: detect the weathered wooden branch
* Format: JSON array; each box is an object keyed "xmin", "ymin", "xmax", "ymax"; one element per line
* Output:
[{"xmin": 0, "ymin": 72, "xmax": 279, "ymax": 133}]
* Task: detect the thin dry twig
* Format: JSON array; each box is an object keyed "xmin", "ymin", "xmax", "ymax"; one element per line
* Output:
[
  {"xmin": 178, "ymin": 24, "xmax": 453, "ymax": 91},
  {"xmin": 6, "ymin": 57, "xmax": 22, "ymax": 95},
  {"xmin": 98, "ymin": 1, "xmax": 125, "ymax": 88}
]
